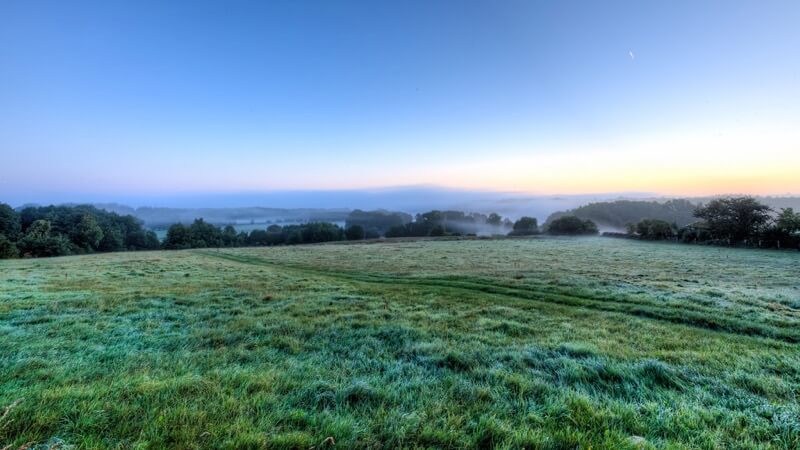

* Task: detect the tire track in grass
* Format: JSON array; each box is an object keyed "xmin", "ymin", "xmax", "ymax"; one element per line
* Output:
[{"xmin": 198, "ymin": 250, "xmax": 800, "ymax": 343}]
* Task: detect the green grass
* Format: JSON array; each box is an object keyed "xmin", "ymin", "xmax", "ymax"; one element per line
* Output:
[{"xmin": 1, "ymin": 237, "xmax": 799, "ymax": 449}]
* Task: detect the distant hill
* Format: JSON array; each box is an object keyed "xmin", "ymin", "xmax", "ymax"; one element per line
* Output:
[
  {"xmin": 544, "ymin": 199, "xmax": 699, "ymax": 231},
  {"xmin": 544, "ymin": 196, "xmax": 800, "ymax": 232}
]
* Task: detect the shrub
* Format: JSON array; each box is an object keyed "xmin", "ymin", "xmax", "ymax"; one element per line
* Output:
[
  {"xmin": 0, "ymin": 234, "xmax": 18, "ymax": 259},
  {"xmin": 635, "ymin": 219, "xmax": 676, "ymax": 240},
  {"xmin": 547, "ymin": 216, "xmax": 598, "ymax": 235},
  {"xmin": 509, "ymin": 217, "xmax": 538, "ymax": 236}
]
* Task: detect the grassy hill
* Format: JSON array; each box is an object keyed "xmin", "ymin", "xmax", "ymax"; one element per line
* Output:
[{"xmin": 1, "ymin": 238, "xmax": 799, "ymax": 448}]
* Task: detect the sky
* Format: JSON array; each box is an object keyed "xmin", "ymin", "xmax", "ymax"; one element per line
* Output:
[{"xmin": 1, "ymin": 0, "xmax": 799, "ymax": 205}]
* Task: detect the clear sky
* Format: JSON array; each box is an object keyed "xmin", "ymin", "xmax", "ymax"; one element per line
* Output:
[{"xmin": 2, "ymin": 0, "xmax": 799, "ymax": 203}]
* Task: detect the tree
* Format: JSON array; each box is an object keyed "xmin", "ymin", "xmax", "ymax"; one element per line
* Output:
[
  {"xmin": 547, "ymin": 216, "xmax": 598, "ymax": 235},
  {"xmin": 693, "ymin": 197, "xmax": 772, "ymax": 243},
  {"xmin": 486, "ymin": 213, "xmax": 503, "ymax": 227},
  {"xmin": 72, "ymin": 214, "xmax": 104, "ymax": 251},
  {"xmin": 545, "ymin": 199, "xmax": 699, "ymax": 230},
  {"xmin": 299, "ymin": 222, "xmax": 343, "ymax": 243},
  {"xmin": 509, "ymin": 217, "xmax": 538, "ymax": 235},
  {"xmin": 188, "ymin": 218, "xmax": 223, "ymax": 248},
  {"xmin": 18, "ymin": 220, "xmax": 71, "ymax": 257},
  {"xmin": 776, "ymin": 208, "xmax": 800, "ymax": 234},
  {"xmin": 635, "ymin": 219, "xmax": 675, "ymax": 240},
  {"xmin": 429, "ymin": 225, "xmax": 445, "ymax": 236},
  {"xmin": 0, "ymin": 203, "xmax": 21, "ymax": 241},
  {"xmin": 17, "ymin": 204, "xmax": 154, "ymax": 255},
  {"xmin": 222, "ymin": 225, "xmax": 239, "ymax": 247},
  {"xmin": 144, "ymin": 230, "xmax": 161, "ymax": 249},
  {"xmin": 385, "ymin": 225, "xmax": 407, "ymax": 238},
  {"xmin": 163, "ymin": 223, "xmax": 191, "ymax": 249},
  {"xmin": 345, "ymin": 225, "xmax": 366, "ymax": 240},
  {"xmin": 345, "ymin": 210, "xmax": 412, "ymax": 236},
  {"xmin": 98, "ymin": 226, "xmax": 124, "ymax": 252},
  {"xmin": 0, "ymin": 234, "xmax": 18, "ymax": 259}
]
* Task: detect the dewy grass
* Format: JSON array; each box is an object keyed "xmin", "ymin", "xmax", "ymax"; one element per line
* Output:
[{"xmin": 1, "ymin": 237, "xmax": 799, "ymax": 448}]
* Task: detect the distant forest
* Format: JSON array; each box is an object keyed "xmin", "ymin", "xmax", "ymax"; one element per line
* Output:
[
  {"xmin": 545, "ymin": 199, "xmax": 699, "ymax": 230},
  {"xmin": 2, "ymin": 197, "xmax": 799, "ymax": 259}
]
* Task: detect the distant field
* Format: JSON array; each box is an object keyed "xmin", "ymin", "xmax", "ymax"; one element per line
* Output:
[{"xmin": 1, "ymin": 237, "xmax": 799, "ymax": 448}]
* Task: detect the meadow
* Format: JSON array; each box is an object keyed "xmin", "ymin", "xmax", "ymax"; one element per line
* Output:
[{"xmin": 1, "ymin": 237, "xmax": 799, "ymax": 449}]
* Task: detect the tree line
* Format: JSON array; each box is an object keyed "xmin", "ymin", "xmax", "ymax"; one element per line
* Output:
[
  {"xmin": 546, "ymin": 199, "xmax": 699, "ymax": 229},
  {"xmin": 610, "ymin": 197, "xmax": 800, "ymax": 249},
  {"xmin": 0, "ymin": 203, "xmax": 602, "ymax": 258},
  {"xmin": 4, "ymin": 196, "xmax": 794, "ymax": 259},
  {"xmin": 161, "ymin": 220, "xmax": 347, "ymax": 249},
  {"xmin": 0, "ymin": 204, "xmax": 160, "ymax": 258}
]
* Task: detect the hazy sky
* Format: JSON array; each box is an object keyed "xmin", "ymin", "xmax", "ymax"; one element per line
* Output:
[{"xmin": 2, "ymin": 0, "xmax": 799, "ymax": 203}]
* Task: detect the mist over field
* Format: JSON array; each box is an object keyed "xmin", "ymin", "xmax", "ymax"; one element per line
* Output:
[{"xmin": 12, "ymin": 187, "xmax": 640, "ymax": 218}]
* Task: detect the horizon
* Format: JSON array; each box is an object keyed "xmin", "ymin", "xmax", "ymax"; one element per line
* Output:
[
  {"xmin": 2, "ymin": 1, "xmax": 799, "ymax": 201},
  {"xmin": 6, "ymin": 185, "xmax": 800, "ymax": 214}
]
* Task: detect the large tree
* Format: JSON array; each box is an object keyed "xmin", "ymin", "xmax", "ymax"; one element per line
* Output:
[
  {"xmin": 73, "ymin": 214, "xmax": 104, "ymax": 251},
  {"xmin": 693, "ymin": 197, "xmax": 772, "ymax": 243},
  {"xmin": 163, "ymin": 223, "xmax": 191, "ymax": 249},
  {"xmin": 345, "ymin": 225, "xmax": 366, "ymax": 240},
  {"xmin": 776, "ymin": 208, "xmax": 800, "ymax": 234},
  {"xmin": 510, "ymin": 217, "xmax": 538, "ymax": 235},
  {"xmin": 486, "ymin": 213, "xmax": 503, "ymax": 227},
  {"xmin": 0, "ymin": 203, "xmax": 21, "ymax": 241},
  {"xmin": 17, "ymin": 220, "xmax": 72, "ymax": 257},
  {"xmin": 0, "ymin": 234, "xmax": 18, "ymax": 259}
]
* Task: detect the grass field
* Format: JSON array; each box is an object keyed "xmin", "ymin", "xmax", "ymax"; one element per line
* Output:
[{"xmin": 1, "ymin": 237, "xmax": 799, "ymax": 449}]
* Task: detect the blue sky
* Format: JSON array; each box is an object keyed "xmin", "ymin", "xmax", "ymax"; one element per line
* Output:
[{"xmin": 2, "ymin": 1, "xmax": 799, "ymax": 204}]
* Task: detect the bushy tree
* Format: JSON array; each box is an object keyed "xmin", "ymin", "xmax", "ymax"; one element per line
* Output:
[
  {"xmin": 429, "ymin": 224, "xmax": 445, "ymax": 237},
  {"xmin": 693, "ymin": 197, "xmax": 771, "ymax": 243},
  {"xmin": 776, "ymin": 208, "xmax": 800, "ymax": 234},
  {"xmin": 72, "ymin": 214, "xmax": 104, "ymax": 251},
  {"xmin": 144, "ymin": 230, "xmax": 161, "ymax": 249},
  {"xmin": 345, "ymin": 225, "xmax": 366, "ymax": 240},
  {"xmin": 486, "ymin": 213, "xmax": 502, "ymax": 227},
  {"xmin": 188, "ymin": 218, "xmax": 223, "ymax": 248},
  {"xmin": 0, "ymin": 234, "xmax": 18, "ymax": 259},
  {"xmin": 345, "ymin": 210, "xmax": 412, "ymax": 236},
  {"xmin": 98, "ymin": 226, "xmax": 125, "ymax": 252},
  {"xmin": 510, "ymin": 217, "xmax": 538, "ymax": 235},
  {"xmin": 0, "ymin": 203, "xmax": 21, "ymax": 241},
  {"xmin": 18, "ymin": 220, "xmax": 72, "ymax": 257},
  {"xmin": 635, "ymin": 219, "xmax": 675, "ymax": 240},
  {"xmin": 298, "ymin": 222, "xmax": 343, "ymax": 243},
  {"xmin": 222, "ymin": 225, "xmax": 240, "ymax": 247},
  {"xmin": 385, "ymin": 225, "xmax": 407, "ymax": 238},
  {"xmin": 547, "ymin": 216, "xmax": 598, "ymax": 235},
  {"xmin": 677, "ymin": 223, "xmax": 711, "ymax": 243},
  {"xmin": 163, "ymin": 223, "xmax": 191, "ymax": 249}
]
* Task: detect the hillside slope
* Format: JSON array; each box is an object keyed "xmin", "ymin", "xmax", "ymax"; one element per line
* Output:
[{"xmin": 1, "ymin": 238, "xmax": 798, "ymax": 448}]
